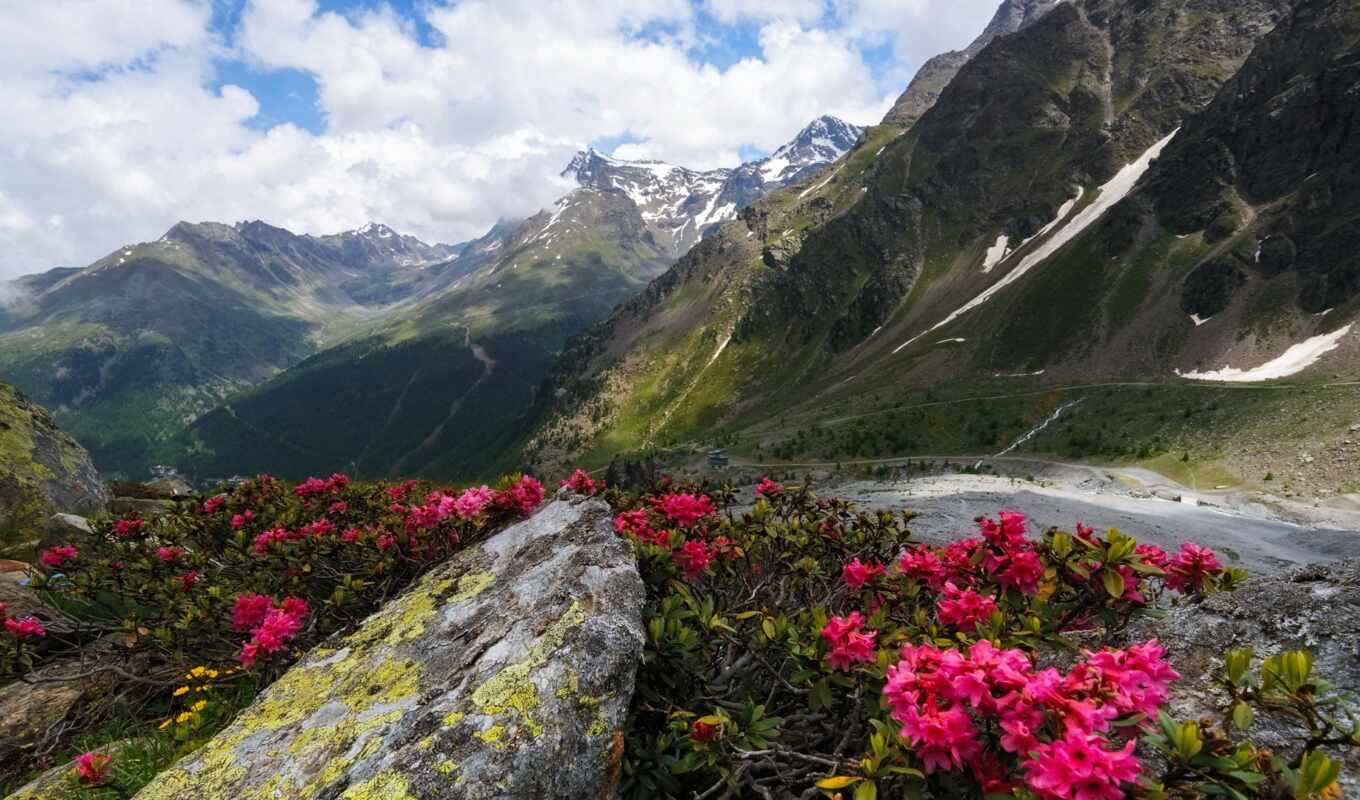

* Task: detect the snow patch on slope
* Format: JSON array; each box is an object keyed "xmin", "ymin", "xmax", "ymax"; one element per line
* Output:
[
  {"xmin": 892, "ymin": 129, "xmax": 1179, "ymax": 355},
  {"xmin": 982, "ymin": 235, "xmax": 1010, "ymax": 272},
  {"xmin": 1176, "ymin": 325, "xmax": 1351, "ymax": 382}
]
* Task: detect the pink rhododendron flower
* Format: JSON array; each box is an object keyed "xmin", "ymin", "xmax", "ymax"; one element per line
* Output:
[
  {"xmin": 560, "ymin": 469, "xmax": 602, "ymax": 495},
  {"xmin": 4, "ymin": 617, "xmax": 45, "ymax": 639},
  {"xmin": 936, "ymin": 582, "xmax": 997, "ymax": 632},
  {"xmin": 897, "ymin": 703, "xmax": 982, "ymax": 773},
  {"xmin": 231, "ymin": 593, "xmax": 273, "ymax": 631},
  {"xmin": 1164, "ymin": 542, "xmax": 1223, "ymax": 593},
  {"xmin": 754, "ymin": 477, "xmax": 784, "ymax": 498},
  {"xmin": 177, "ymin": 571, "xmax": 198, "ymax": 591},
  {"xmin": 155, "ymin": 546, "xmax": 184, "ymax": 563},
  {"xmin": 1023, "ymin": 728, "xmax": 1140, "ymax": 800},
  {"xmin": 841, "ymin": 557, "xmax": 886, "ymax": 590},
  {"xmin": 112, "ymin": 518, "xmax": 144, "ymax": 537},
  {"xmin": 691, "ymin": 719, "xmax": 720, "ymax": 741},
  {"xmin": 453, "ymin": 486, "xmax": 497, "ymax": 520},
  {"xmin": 1134, "ymin": 543, "xmax": 1169, "ymax": 569},
  {"xmin": 898, "ymin": 546, "xmax": 946, "ymax": 588},
  {"xmin": 613, "ymin": 509, "xmax": 649, "ymax": 535},
  {"xmin": 501, "ymin": 476, "xmax": 545, "ymax": 516},
  {"xmin": 377, "ymin": 534, "xmax": 397, "ymax": 551},
  {"xmin": 328, "ymin": 501, "xmax": 349, "ymax": 514},
  {"xmin": 659, "ymin": 493, "xmax": 715, "ymax": 527},
  {"xmin": 997, "ymin": 549, "xmax": 1045, "ymax": 595},
  {"xmin": 40, "ymin": 544, "xmax": 78, "ymax": 567},
  {"xmin": 820, "ymin": 612, "xmax": 878, "ymax": 671},
  {"xmin": 201, "ymin": 495, "xmax": 226, "ymax": 514},
  {"xmin": 230, "ymin": 511, "xmax": 255, "ymax": 528},
  {"xmin": 238, "ymin": 596, "xmax": 309, "ymax": 666},
  {"xmin": 673, "ymin": 539, "xmax": 713, "ymax": 580},
  {"xmin": 73, "ymin": 752, "xmax": 113, "ymax": 786}
]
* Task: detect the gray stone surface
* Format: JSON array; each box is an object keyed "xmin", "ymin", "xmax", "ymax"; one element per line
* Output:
[
  {"xmin": 135, "ymin": 494, "xmax": 645, "ymax": 800},
  {"xmin": 38, "ymin": 513, "xmax": 92, "ymax": 554},
  {"xmin": 1124, "ymin": 559, "xmax": 1360, "ymax": 790}
]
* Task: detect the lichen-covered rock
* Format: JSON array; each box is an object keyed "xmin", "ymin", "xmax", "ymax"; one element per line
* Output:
[
  {"xmin": 38, "ymin": 513, "xmax": 93, "ymax": 554},
  {"xmin": 135, "ymin": 495, "xmax": 644, "ymax": 800},
  {"xmin": 0, "ymin": 382, "xmax": 107, "ymax": 555},
  {"xmin": 1124, "ymin": 559, "xmax": 1360, "ymax": 790}
]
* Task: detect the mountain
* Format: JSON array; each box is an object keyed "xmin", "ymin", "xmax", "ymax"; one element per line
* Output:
[
  {"xmin": 525, "ymin": 0, "xmax": 1359, "ymax": 488},
  {"xmin": 168, "ymin": 117, "xmax": 859, "ymax": 480},
  {"xmin": 882, "ymin": 0, "xmax": 1063, "ymax": 128},
  {"xmin": 0, "ymin": 221, "xmax": 473, "ymax": 474},
  {"xmin": 0, "ymin": 381, "xmax": 106, "ymax": 554},
  {"xmin": 562, "ymin": 116, "xmax": 864, "ymax": 258}
]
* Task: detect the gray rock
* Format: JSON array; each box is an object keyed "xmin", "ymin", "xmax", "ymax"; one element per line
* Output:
[
  {"xmin": 1124, "ymin": 560, "xmax": 1360, "ymax": 790},
  {"xmin": 135, "ymin": 496, "xmax": 645, "ymax": 800},
  {"xmin": 38, "ymin": 513, "xmax": 92, "ymax": 554}
]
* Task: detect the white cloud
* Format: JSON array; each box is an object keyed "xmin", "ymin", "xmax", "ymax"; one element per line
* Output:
[{"xmin": 0, "ymin": 0, "xmax": 1000, "ymax": 278}]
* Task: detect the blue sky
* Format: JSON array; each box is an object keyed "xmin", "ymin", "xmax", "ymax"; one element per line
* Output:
[{"xmin": 0, "ymin": 0, "xmax": 1003, "ymax": 274}]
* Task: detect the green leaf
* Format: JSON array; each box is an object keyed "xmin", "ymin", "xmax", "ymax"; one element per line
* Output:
[
  {"xmin": 1101, "ymin": 569, "xmax": 1126, "ymax": 599},
  {"xmin": 852, "ymin": 780, "xmax": 877, "ymax": 800},
  {"xmin": 1231, "ymin": 701, "xmax": 1254, "ymax": 731},
  {"xmin": 815, "ymin": 776, "xmax": 861, "ymax": 790}
]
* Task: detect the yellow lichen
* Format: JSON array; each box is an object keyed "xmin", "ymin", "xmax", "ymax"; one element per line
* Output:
[
  {"xmin": 337, "ymin": 771, "xmax": 415, "ymax": 800},
  {"xmin": 468, "ymin": 600, "xmax": 586, "ymax": 739},
  {"xmin": 441, "ymin": 710, "xmax": 466, "ymax": 727},
  {"xmin": 433, "ymin": 759, "xmax": 459, "ymax": 774},
  {"xmin": 474, "ymin": 725, "xmax": 507, "ymax": 747}
]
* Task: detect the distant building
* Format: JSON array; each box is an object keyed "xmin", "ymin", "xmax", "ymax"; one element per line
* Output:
[{"xmin": 707, "ymin": 449, "xmax": 729, "ymax": 468}]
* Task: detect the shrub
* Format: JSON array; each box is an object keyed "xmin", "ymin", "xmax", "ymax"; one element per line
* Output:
[
  {"xmin": 603, "ymin": 477, "xmax": 1351, "ymax": 799},
  {"xmin": 0, "ymin": 471, "xmax": 546, "ymax": 792}
]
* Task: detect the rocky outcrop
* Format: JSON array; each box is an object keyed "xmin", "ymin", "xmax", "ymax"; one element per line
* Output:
[
  {"xmin": 1125, "ymin": 560, "xmax": 1360, "ymax": 790},
  {"xmin": 0, "ymin": 382, "xmax": 106, "ymax": 555},
  {"xmin": 135, "ymin": 495, "xmax": 645, "ymax": 800}
]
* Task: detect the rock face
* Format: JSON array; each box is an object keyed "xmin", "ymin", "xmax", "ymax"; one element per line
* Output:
[
  {"xmin": 136, "ymin": 495, "xmax": 645, "ymax": 800},
  {"xmin": 0, "ymin": 381, "xmax": 106, "ymax": 554},
  {"xmin": 1125, "ymin": 560, "xmax": 1360, "ymax": 790}
]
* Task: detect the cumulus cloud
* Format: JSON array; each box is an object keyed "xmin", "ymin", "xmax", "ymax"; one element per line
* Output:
[{"xmin": 0, "ymin": 0, "xmax": 998, "ymax": 277}]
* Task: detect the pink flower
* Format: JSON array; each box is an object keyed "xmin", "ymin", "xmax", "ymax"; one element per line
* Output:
[
  {"xmin": 231, "ymin": 593, "xmax": 273, "ymax": 631},
  {"xmin": 1164, "ymin": 542, "xmax": 1223, "ymax": 593},
  {"xmin": 1023, "ymin": 728, "xmax": 1140, "ymax": 800},
  {"xmin": 754, "ymin": 477, "xmax": 784, "ymax": 498},
  {"xmin": 841, "ymin": 557, "xmax": 886, "ymax": 590},
  {"xmin": 4, "ymin": 617, "xmax": 45, "ymax": 639},
  {"xmin": 377, "ymin": 534, "xmax": 397, "ymax": 551},
  {"xmin": 997, "ymin": 549, "xmax": 1045, "ymax": 595},
  {"xmin": 73, "ymin": 752, "xmax": 113, "ymax": 786},
  {"xmin": 501, "ymin": 476, "xmax": 545, "ymax": 517},
  {"xmin": 898, "ymin": 547, "xmax": 946, "ymax": 589},
  {"xmin": 112, "ymin": 518, "xmax": 144, "ymax": 537},
  {"xmin": 328, "ymin": 501, "xmax": 349, "ymax": 514},
  {"xmin": 452, "ymin": 486, "xmax": 496, "ymax": 520},
  {"xmin": 176, "ymin": 571, "xmax": 198, "ymax": 591},
  {"xmin": 820, "ymin": 612, "xmax": 877, "ymax": 671},
  {"xmin": 896, "ymin": 703, "xmax": 981, "ymax": 773},
  {"xmin": 560, "ymin": 468, "xmax": 602, "ymax": 495},
  {"xmin": 978, "ymin": 510, "xmax": 1028, "ymax": 549},
  {"xmin": 237, "ymin": 596, "xmax": 308, "ymax": 666},
  {"xmin": 156, "ymin": 546, "xmax": 184, "ymax": 563},
  {"xmin": 673, "ymin": 539, "xmax": 713, "ymax": 580},
  {"xmin": 936, "ymin": 582, "xmax": 997, "ymax": 633},
  {"xmin": 40, "ymin": 544, "xmax": 78, "ymax": 567},
  {"xmin": 341, "ymin": 527, "xmax": 363, "ymax": 543},
  {"xmin": 251, "ymin": 527, "xmax": 292, "ymax": 555},
  {"xmin": 658, "ymin": 493, "xmax": 715, "ymax": 527},
  {"xmin": 201, "ymin": 495, "xmax": 226, "ymax": 514},
  {"xmin": 1135, "ymin": 543, "xmax": 1169, "ymax": 569}
]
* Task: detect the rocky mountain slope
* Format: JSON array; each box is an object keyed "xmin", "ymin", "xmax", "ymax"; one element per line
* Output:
[
  {"xmin": 0, "ymin": 221, "xmax": 477, "ymax": 475},
  {"xmin": 525, "ymin": 0, "xmax": 1358, "ymax": 479},
  {"xmin": 0, "ymin": 381, "xmax": 106, "ymax": 554},
  {"xmin": 168, "ymin": 118, "xmax": 858, "ymax": 480}
]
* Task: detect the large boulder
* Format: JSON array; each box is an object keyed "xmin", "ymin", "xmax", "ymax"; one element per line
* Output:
[
  {"xmin": 0, "ymin": 382, "xmax": 107, "ymax": 555},
  {"xmin": 136, "ymin": 495, "xmax": 645, "ymax": 800},
  {"xmin": 1125, "ymin": 560, "xmax": 1360, "ymax": 790}
]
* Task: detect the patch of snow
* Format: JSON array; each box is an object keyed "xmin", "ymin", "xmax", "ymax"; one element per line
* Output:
[
  {"xmin": 936, "ymin": 337, "xmax": 966, "ymax": 344},
  {"xmin": 869, "ymin": 325, "xmax": 883, "ymax": 338},
  {"xmin": 706, "ymin": 332, "xmax": 733, "ymax": 368},
  {"xmin": 1315, "ymin": 308, "xmax": 1333, "ymax": 317},
  {"xmin": 799, "ymin": 167, "xmax": 839, "ymax": 199},
  {"xmin": 759, "ymin": 156, "xmax": 790, "ymax": 182},
  {"xmin": 1254, "ymin": 242, "xmax": 1262, "ymax": 262},
  {"xmin": 1176, "ymin": 324, "xmax": 1352, "ymax": 382},
  {"xmin": 893, "ymin": 129, "xmax": 1179, "ymax": 355},
  {"xmin": 982, "ymin": 234, "xmax": 1011, "ymax": 273},
  {"xmin": 1189, "ymin": 313, "xmax": 1212, "ymax": 326},
  {"xmin": 1020, "ymin": 188, "xmax": 1085, "ymax": 248},
  {"xmin": 875, "ymin": 146, "xmax": 886, "ymax": 156}
]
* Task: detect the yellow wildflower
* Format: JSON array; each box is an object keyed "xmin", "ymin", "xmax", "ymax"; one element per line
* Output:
[
  {"xmin": 172, "ymin": 686, "xmax": 189, "ymax": 697},
  {"xmin": 159, "ymin": 719, "xmax": 173, "ymax": 730},
  {"xmin": 191, "ymin": 700, "xmax": 207, "ymax": 712},
  {"xmin": 175, "ymin": 712, "xmax": 193, "ymax": 723}
]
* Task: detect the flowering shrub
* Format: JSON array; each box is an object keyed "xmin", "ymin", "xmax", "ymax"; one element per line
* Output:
[
  {"xmin": 0, "ymin": 471, "xmax": 548, "ymax": 794},
  {"xmin": 599, "ymin": 477, "xmax": 1350, "ymax": 799}
]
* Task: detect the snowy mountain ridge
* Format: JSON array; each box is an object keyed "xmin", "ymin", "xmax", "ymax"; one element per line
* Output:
[{"xmin": 561, "ymin": 115, "xmax": 864, "ymax": 257}]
